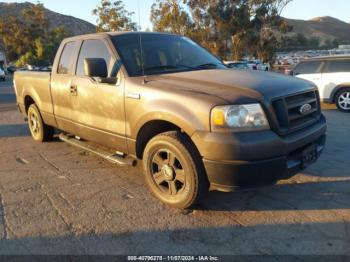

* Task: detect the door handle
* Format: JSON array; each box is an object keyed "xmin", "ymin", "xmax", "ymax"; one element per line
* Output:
[{"xmin": 70, "ymin": 85, "xmax": 77, "ymax": 95}]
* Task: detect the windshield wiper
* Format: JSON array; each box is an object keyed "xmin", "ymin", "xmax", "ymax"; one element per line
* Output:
[{"xmin": 139, "ymin": 64, "xmax": 195, "ymax": 73}]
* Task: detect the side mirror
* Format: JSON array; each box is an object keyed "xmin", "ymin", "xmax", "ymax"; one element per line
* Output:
[{"xmin": 84, "ymin": 58, "xmax": 108, "ymax": 78}]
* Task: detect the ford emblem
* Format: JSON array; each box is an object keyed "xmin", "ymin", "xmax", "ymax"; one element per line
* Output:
[{"xmin": 299, "ymin": 103, "xmax": 312, "ymax": 115}]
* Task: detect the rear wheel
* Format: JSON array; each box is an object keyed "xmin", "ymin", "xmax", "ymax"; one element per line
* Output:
[
  {"xmin": 143, "ymin": 131, "xmax": 208, "ymax": 209},
  {"xmin": 335, "ymin": 88, "xmax": 350, "ymax": 113},
  {"xmin": 28, "ymin": 104, "xmax": 54, "ymax": 142}
]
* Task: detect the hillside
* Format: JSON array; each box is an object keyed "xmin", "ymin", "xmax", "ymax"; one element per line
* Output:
[
  {"xmin": 0, "ymin": 2, "xmax": 96, "ymax": 36},
  {"xmin": 284, "ymin": 16, "xmax": 350, "ymax": 43}
]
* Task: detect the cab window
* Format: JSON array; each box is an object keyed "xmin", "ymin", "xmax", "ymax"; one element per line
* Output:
[
  {"xmin": 76, "ymin": 39, "xmax": 114, "ymax": 77},
  {"xmin": 57, "ymin": 42, "xmax": 76, "ymax": 74}
]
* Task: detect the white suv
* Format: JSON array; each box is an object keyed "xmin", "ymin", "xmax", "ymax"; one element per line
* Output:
[{"xmin": 292, "ymin": 56, "xmax": 350, "ymax": 112}]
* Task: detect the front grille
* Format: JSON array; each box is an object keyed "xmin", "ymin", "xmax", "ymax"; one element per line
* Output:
[{"xmin": 272, "ymin": 90, "xmax": 321, "ymax": 135}]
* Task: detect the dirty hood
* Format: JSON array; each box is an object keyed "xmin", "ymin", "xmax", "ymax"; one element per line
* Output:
[{"xmin": 145, "ymin": 69, "xmax": 316, "ymax": 104}]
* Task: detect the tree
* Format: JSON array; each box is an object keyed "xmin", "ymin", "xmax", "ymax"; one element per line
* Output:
[
  {"xmin": 308, "ymin": 36, "xmax": 320, "ymax": 49},
  {"xmin": 151, "ymin": 0, "xmax": 193, "ymax": 35},
  {"xmin": 247, "ymin": 0, "xmax": 294, "ymax": 61},
  {"xmin": 256, "ymin": 28, "xmax": 278, "ymax": 62},
  {"xmin": 0, "ymin": 3, "xmax": 70, "ymax": 66},
  {"xmin": 16, "ymin": 26, "xmax": 70, "ymax": 67},
  {"xmin": 92, "ymin": 0, "xmax": 137, "ymax": 32},
  {"xmin": 151, "ymin": 0, "xmax": 294, "ymax": 62},
  {"xmin": 0, "ymin": 16, "xmax": 31, "ymax": 61},
  {"xmin": 23, "ymin": 2, "xmax": 49, "ymax": 38},
  {"xmin": 332, "ymin": 38, "xmax": 340, "ymax": 48},
  {"xmin": 186, "ymin": 0, "xmax": 249, "ymax": 58}
]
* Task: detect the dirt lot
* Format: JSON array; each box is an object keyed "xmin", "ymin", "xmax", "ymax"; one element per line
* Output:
[{"xmin": 0, "ymin": 77, "xmax": 349, "ymax": 256}]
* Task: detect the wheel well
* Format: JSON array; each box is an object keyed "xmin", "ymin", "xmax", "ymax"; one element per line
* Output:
[
  {"xmin": 24, "ymin": 96, "xmax": 35, "ymax": 114},
  {"xmin": 136, "ymin": 120, "xmax": 182, "ymax": 159},
  {"xmin": 333, "ymin": 86, "xmax": 350, "ymax": 102}
]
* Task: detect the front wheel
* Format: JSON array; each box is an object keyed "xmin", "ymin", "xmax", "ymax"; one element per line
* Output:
[
  {"xmin": 335, "ymin": 88, "xmax": 350, "ymax": 113},
  {"xmin": 27, "ymin": 104, "xmax": 54, "ymax": 142},
  {"xmin": 143, "ymin": 131, "xmax": 208, "ymax": 209}
]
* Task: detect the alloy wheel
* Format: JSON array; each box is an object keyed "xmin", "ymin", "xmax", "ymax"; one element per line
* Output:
[
  {"xmin": 338, "ymin": 92, "xmax": 350, "ymax": 110},
  {"xmin": 150, "ymin": 149, "xmax": 186, "ymax": 196},
  {"xmin": 29, "ymin": 111, "xmax": 41, "ymax": 137}
]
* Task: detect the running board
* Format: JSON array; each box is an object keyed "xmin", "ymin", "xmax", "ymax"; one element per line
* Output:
[{"xmin": 59, "ymin": 133, "xmax": 137, "ymax": 167}]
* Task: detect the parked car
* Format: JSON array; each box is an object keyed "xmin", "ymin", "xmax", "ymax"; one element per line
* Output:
[
  {"xmin": 244, "ymin": 60, "xmax": 270, "ymax": 71},
  {"xmin": 14, "ymin": 32, "xmax": 326, "ymax": 209},
  {"xmin": 0, "ymin": 68, "xmax": 5, "ymax": 81},
  {"xmin": 225, "ymin": 61, "xmax": 250, "ymax": 70},
  {"xmin": 292, "ymin": 56, "xmax": 350, "ymax": 112},
  {"xmin": 246, "ymin": 60, "xmax": 258, "ymax": 70},
  {"xmin": 6, "ymin": 65, "xmax": 17, "ymax": 74}
]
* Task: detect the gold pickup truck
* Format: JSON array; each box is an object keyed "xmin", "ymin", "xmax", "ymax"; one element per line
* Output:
[{"xmin": 14, "ymin": 32, "xmax": 327, "ymax": 209}]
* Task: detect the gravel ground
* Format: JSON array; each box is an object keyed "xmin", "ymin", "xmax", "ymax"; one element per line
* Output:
[{"xmin": 0, "ymin": 77, "xmax": 349, "ymax": 256}]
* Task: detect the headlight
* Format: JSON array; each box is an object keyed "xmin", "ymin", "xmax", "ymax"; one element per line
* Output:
[{"xmin": 211, "ymin": 104, "xmax": 270, "ymax": 132}]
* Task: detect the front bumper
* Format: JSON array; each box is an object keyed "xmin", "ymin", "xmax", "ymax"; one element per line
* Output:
[{"xmin": 191, "ymin": 115, "xmax": 327, "ymax": 192}]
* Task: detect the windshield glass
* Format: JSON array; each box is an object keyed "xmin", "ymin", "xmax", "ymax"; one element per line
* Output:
[{"xmin": 111, "ymin": 33, "xmax": 225, "ymax": 77}]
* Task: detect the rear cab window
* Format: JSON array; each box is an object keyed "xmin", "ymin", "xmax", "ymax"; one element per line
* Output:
[
  {"xmin": 323, "ymin": 59, "xmax": 350, "ymax": 73},
  {"xmin": 294, "ymin": 61, "xmax": 324, "ymax": 75},
  {"xmin": 57, "ymin": 41, "xmax": 77, "ymax": 75}
]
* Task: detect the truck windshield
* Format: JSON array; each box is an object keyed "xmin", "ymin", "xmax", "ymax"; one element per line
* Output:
[{"xmin": 111, "ymin": 33, "xmax": 225, "ymax": 77}]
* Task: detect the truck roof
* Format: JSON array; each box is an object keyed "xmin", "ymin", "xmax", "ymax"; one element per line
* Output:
[{"xmin": 64, "ymin": 31, "xmax": 177, "ymax": 42}]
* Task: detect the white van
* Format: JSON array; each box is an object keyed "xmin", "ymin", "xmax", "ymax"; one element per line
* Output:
[{"xmin": 292, "ymin": 56, "xmax": 350, "ymax": 112}]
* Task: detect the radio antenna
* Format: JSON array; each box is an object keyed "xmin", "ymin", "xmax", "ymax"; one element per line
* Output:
[{"xmin": 137, "ymin": 0, "xmax": 141, "ymax": 31}]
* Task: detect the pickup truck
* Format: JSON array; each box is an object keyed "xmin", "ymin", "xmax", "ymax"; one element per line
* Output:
[{"xmin": 14, "ymin": 32, "xmax": 327, "ymax": 209}]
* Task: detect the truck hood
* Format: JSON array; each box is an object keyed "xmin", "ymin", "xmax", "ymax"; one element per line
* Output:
[{"xmin": 144, "ymin": 69, "xmax": 316, "ymax": 104}]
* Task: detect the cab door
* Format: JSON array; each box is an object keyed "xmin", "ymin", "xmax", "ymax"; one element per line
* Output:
[
  {"xmin": 70, "ymin": 38, "xmax": 127, "ymax": 152},
  {"xmin": 51, "ymin": 40, "xmax": 81, "ymax": 134}
]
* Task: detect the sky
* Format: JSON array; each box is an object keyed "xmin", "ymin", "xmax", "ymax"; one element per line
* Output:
[{"xmin": 1, "ymin": 0, "xmax": 349, "ymax": 30}]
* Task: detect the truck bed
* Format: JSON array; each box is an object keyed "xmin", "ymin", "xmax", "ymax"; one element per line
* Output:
[{"xmin": 14, "ymin": 70, "xmax": 54, "ymax": 117}]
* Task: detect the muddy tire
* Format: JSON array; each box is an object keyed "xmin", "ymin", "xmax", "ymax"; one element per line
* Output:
[
  {"xmin": 27, "ymin": 104, "xmax": 54, "ymax": 142},
  {"xmin": 143, "ymin": 131, "xmax": 208, "ymax": 209}
]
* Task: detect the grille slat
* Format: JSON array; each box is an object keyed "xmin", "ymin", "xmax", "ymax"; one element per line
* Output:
[
  {"xmin": 286, "ymin": 98, "xmax": 317, "ymax": 110},
  {"xmin": 272, "ymin": 90, "xmax": 321, "ymax": 135},
  {"xmin": 288, "ymin": 108, "xmax": 318, "ymax": 121}
]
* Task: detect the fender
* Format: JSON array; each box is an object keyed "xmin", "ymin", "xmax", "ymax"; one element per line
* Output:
[
  {"xmin": 329, "ymin": 83, "xmax": 350, "ymax": 102},
  {"xmin": 22, "ymin": 86, "xmax": 42, "ymax": 112},
  {"xmin": 128, "ymin": 98, "xmax": 210, "ymax": 140}
]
